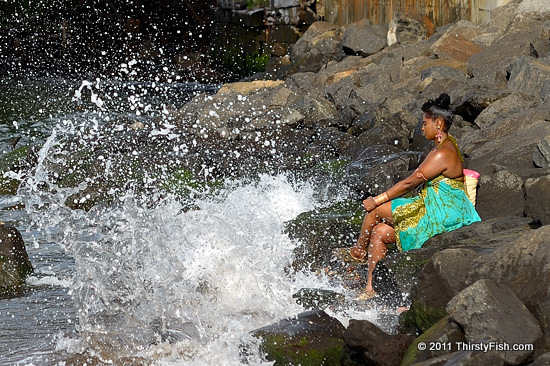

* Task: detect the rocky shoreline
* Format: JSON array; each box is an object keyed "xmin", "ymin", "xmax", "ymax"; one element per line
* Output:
[{"xmin": 1, "ymin": 0, "xmax": 550, "ymax": 364}]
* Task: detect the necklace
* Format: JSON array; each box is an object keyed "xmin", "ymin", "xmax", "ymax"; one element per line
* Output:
[{"xmin": 432, "ymin": 135, "xmax": 448, "ymax": 151}]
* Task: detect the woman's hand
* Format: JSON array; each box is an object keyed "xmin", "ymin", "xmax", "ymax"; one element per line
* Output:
[{"xmin": 363, "ymin": 197, "xmax": 377, "ymax": 212}]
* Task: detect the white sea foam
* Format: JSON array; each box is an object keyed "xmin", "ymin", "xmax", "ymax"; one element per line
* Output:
[
  {"xmin": 26, "ymin": 275, "xmax": 73, "ymax": 288},
  {"xmin": 26, "ymin": 169, "xmax": 377, "ymax": 365}
]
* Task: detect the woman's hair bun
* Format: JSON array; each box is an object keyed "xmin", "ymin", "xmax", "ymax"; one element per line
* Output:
[
  {"xmin": 421, "ymin": 93, "xmax": 454, "ymax": 131},
  {"xmin": 434, "ymin": 93, "xmax": 451, "ymax": 109}
]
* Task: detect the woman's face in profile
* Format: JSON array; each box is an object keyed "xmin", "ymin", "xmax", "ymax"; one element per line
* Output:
[{"xmin": 421, "ymin": 113, "xmax": 438, "ymax": 141}]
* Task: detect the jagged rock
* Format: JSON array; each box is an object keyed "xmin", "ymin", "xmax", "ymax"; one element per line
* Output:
[
  {"xmin": 410, "ymin": 347, "xmax": 506, "ymax": 366},
  {"xmin": 525, "ymin": 174, "xmax": 550, "ymax": 225},
  {"xmin": 216, "ymin": 0, "xmax": 247, "ymax": 10},
  {"xmin": 517, "ymin": 0, "xmax": 550, "ymax": 14},
  {"xmin": 342, "ymin": 319, "xmax": 414, "ymax": 366},
  {"xmin": 466, "ymin": 92, "xmax": 537, "ymax": 130},
  {"xmin": 534, "ymin": 135, "xmax": 550, "ymax": 167},
  {"xmin": 476, "ymin": 169, "xmax": 525, "ymax": 219},
  {"xmin": 345, "ymin": 146, "xmax": 416, "ymax": 195},
  {"xmin": 250, "ymin": 309, "xmax": 345, "ymax": 366},
  {"xmin": 431, "ymin": 21, "xmax": 483, "ymax": 63},
  {"xmin": 342, "ymin": 22, "xmax": 388, "ymax": 57},
  {"xmin": 399, "ymin": 217, "xmax": 533, "ymax": 332},
  {"xmin": 387, "ymin": 13, "xmax": 434, "ymax": 47},
  {"xmin": 289, "ymin": 21, "xmax": 345, "ymax": 74},
  {"xmin": 467, "ymin": 12, "xmax": 550, "ymax": 84},
  {"xmin": 0, "ymin": 224, "xmax": 33, "ymax": 294},
  {"xmin": 401, "ymin": 316, "xmax": 466, "ymax": 366},
  {"xmin": 284, "ymin": 200, "xmax": 364, "ymax": 273},
  {"xmin": 447, "ymin": 279, "xmax": 542, "ymax": 365},
  {"xmin": 406, "ymin": 248, "xmax": 480, "ymax": 333},
  {"xmin": 468, "ymin": 225, "xmax": 550, "ymax": 348},
  {"xmin": 507, "ymin": 56, "xmax": 550, "ymax": 98},
  {"xmin": 531, "ymin": 352, "xmax": 550, "ymax": 366},
  {"xmin": 465, "ymin": 117, "xmax": 550, "ymax": 175},
  {"xmin": 216, "ymin": 80, "xmax": 285, "ymax": 96},
  {"xmin": 420, "ymin": 66, "xmax": 468, "ymax": 83}
]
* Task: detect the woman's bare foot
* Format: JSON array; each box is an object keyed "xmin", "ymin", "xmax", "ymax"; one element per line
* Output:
[
  {"xmin": 355, "ymin": 289, "xmax": 377, "ymax": 301},
  {"xmin": 350, "ymin": 247, "xmax": 367, "ymax": 261},
  {"xmin": 397, "ymin": 306, "xmax": 409, "ymax": 314}
]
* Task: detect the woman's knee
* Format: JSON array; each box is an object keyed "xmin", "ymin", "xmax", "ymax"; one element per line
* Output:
[{"xmin": 371, "ymin": 223, "xmax": 395, "ymax": 244}]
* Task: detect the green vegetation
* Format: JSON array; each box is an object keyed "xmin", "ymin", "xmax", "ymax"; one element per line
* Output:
[
  {"xmin": 247, "ymin": 0, "xmax": 269, "ymax": 9},
  {"xmin": 318, "ymin": 158, "xmax": 349, "ymax": 180},
  {"xmin": 160, "ymin": 166, "xmax": 223, "ymax": 199},
  {"xmin": 211, "ymin": 45, "xmax": 271, "ymax": 78},
  {"xmin": 258, "ymin": 333, "xmax": 344, "ymax": 366},
  {"xmin": 409, "ymin": 301, "xmax": 448, "ymax": 334}
]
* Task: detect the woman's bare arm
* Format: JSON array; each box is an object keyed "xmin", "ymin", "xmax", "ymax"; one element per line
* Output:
[{"xmin": 363, "ymin": 149, "xmax": 452, "ymax": 211}]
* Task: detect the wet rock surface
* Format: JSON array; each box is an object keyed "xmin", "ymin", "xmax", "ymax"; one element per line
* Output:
[{"xmin": 0, "ymin": 224, "xmax": 33, "ymax": 295}]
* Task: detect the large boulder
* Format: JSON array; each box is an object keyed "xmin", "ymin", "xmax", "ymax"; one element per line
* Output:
[
  {"xmin": 0, "ymin": 224, "xmax": 33, "ymax": 294},
  {"xmin": 342, "ymin": 319, "xmax": 414, "ymax": 366},
  {"xmin": 525, "ymin": 174, "xmax": 550, "ymax": 225},
  {"xmin": 342, "ymin": 22, "xmax": 388, "ymax": 57},
  {"xmin": 250, "ymin": 309, "xmax": 345, "ymax": 366},
  {"xmin": 507, "ymin": 55, "xmax": 550, "ymax": 99},
  {"xmin": 430, "ymin": 21, "xmax": 483, "ymax": 63},
  {"xmin": 387, "ymin": 13, "xmax": 434, "ymax": 47},
  {"xmin": 517, "ymin": 0, "xmax": 550, "ymax": 14},
  {"xmin": 468, "ymin": 225, "xmax": 550, "ymax": 348},
  {"xmin": 447, "ymin": 279, "xmax": 542, "ymax": 365},
  {"xmin": 467, "ymin": 12, "xmax": 550, "ymax": 85},
  {"xmin": 400, "ymin": 316, "xmax": 466, "ymax": 366},
  {"xmin": 534, "ymin": 135, "xmax": 550, "ymax": 167},
  {"xmin": 475, "ymin": 169, "xmax": 526, "ymax": 219},
  {"xmin": 284, "ymin": 200, "xmax": 364, "ymax": 273},
  {"xmin": 289, "ymin": 21, "xmax": 345, "ymax": 74},
  {"xmin": 401, "ymin": 217, "xmax": 533, "ymax": 332}
]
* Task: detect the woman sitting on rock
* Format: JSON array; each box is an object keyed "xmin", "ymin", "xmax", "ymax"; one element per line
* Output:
[{"xmin": 348, "ymin": 93, "xmax": 481, "ymax": 300}]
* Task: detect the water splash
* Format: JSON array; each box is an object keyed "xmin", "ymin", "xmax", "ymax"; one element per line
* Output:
[
  {"xmin": 11, "ymin": 78, "xmax": 389, "ymax": 365},
  {"xmin": 21, "ymin": 150, "xmax": 342, "ymax": 363}
]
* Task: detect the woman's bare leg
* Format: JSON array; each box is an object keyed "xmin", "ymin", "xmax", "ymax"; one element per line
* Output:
[
  {"xmin": 365, "ymin": 222, "xmax": 396, "ymax": 294},
  {"xmin": 350, "ymin": 201, "xmax": 394, "ymax": 260}
]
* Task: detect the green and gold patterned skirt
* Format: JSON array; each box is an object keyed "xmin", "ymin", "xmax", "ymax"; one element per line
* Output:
[{"xmin": 392, "ymin": 175, "xmax": 481, "ymax": 251}]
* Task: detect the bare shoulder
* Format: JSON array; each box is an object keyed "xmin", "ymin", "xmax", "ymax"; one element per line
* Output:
[{"xmin": 438, "ymin": 140, "xmax": 461, "ymax": 159}]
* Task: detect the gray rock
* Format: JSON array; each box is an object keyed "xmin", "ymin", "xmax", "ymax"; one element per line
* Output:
[
  {"xmin": 289, "ymin": 21, "xmax": 344, "ymax": 74},
  {"xmin": 343, "ymin": 145, "xmax": 413, "ymax": 194},
  {"xmin": 466, "ymin": 119, "xmax": 550, "ymax": 177},
  {"xmin": 469, "ymin": 225, "xmax": 550, "ymax": 344},
  {"xmin": 534, "ymin": 135, "xmax": 550, "ymax": 168},
  {"xmin": 0, "ymin": 224, "xmax": 33, "ymax": 294},
  {"xmin": 507, "ymin": 55, "xmax": 550, "ymax": 98},
  {"xmin": 343, "ymin": 319, "xmax": 414, "ymax": 366},
  {"xmin": 467, "ymin": 12, "xmax": 550, "ymax": 84},
  {"xmin": 216, "ymin": 0, "xmax": 247, "ymax": 10},
  {"xmin": 420, "ymin": 66, "xmax": 468, "ymax": 83},
  {"xmin": 407, "ymin": 248, "xmax": 480, "ymax": 332},
  {"xmin": 516, "ymin": 0, "xmax": 550, "ymax": 14},
  {"xmin": 401, "ymin": 316, "xmax": 466, "ymax": 366},
  {"xmin": 401, "ymin": 217, "xmax": 533, "ymax": 332},
  {"xmin": 435, "ymin": 347, "xmax": 505, "ymax": 366},
  {"xmin": 531, "ymin": 352, "xmax": 550, "ymax": 366},
  {"xmin": 525, "ymin": 174, "xmax": 550, "ymax": 225},
  {"xmin": 250, "ymin": 309, "xmax": 345, "ymax": 366},
  {"xmin": 342, "ymin": 23, "xmax": 388, "ymax": 57},
  {"xmin": 387, "ymin": 13, "xmax": 432, "ymax": 47},
  {"xmin": 447, "ymin": 279, "xmax": 542, "ymax": 365},
  {"xmin": 468, "ymin": 92, "xmax": 537, "ymax": 130},
  {"xmin": 475, "ymin": 169, "xmax": 525, "ymax": 220}
]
